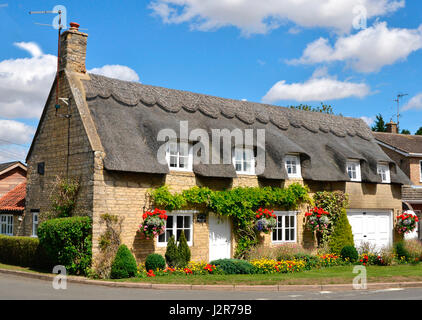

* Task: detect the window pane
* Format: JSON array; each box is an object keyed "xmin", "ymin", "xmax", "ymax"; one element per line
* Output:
[
  {"xmin": 184, "ymin": 216, "xmax": 191, "ymax": 228},
  {"xmin": 285, "ymin": 229, "xmax": 290, "ymax": 241},
  {"xmin": 277, "ymin": 229, "xmax": 282, "ymax": 241},
  {"xmin": 285, "ymin": 216, "xmax": 290, "ymax": 228},
  {"xmin": 158, "ymin": 232, "xmax": 165, "ymax": 243},
  {"xmin": 177, "ymin": 216, "xmax": 183, "ymax": 228},
  {"xmin": 167, "ymin": 216, "xmax": 173, "ymax": 228},
  {"xmin": 184, "ymin": 229, "xmax": 191, "ymax": 242},
  {"xmin": 179, "ymin": 156, "xmax": 188, "ymax": 168},
  {"xmin": 277, "ymin": 216, "xmax": 282, "ymax": 228},
  {"xmin": 176, "ymin": 229, "xmax": 181, "ymax": 241},
  {"xmin": 170, "ymin": 156, "xmax": 178, "ymax": 167},
  {"xmin": 290, "ymin": 228, "xmax": 295, "ymax": 241},
  {"xmin": 272, "ymin": 230, "xmax": 277, "ymax": 241}
]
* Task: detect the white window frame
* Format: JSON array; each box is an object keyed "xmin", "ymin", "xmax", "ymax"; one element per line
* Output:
[
  {"xmin": 377, "ymin": 163, "xmax": 391, "ymax": 184},
  {"xmin": 346, "ymin": 160, "xmax": 361, "ymax": 182},
  {"xmin": 0, "ymin": 214, "xmax": 13, "ymax": 236},
  {"xmin": 271, "ymin": 211, "xmax": 298, "ymax": 244},
  {"xmin": 157, "ymin": 210, "xmax": 195, "ymax": 247},
  {"xmin": 165, "ymin": 140, "xmax": 193, "ymax": 172},
  {"xmin": 233, "ymin": 146, "xmax": 255, "ymax": 175},
  {"xmin": 285, "ymin": 154, "xmax": 302, "ymax": 179},
  {"xmin": 32, "ymin": 211, "xmax": 39, "ymax": 237},
  {"xmin": 420, "ymin": 160, "xmax": 422, "ymax": 183}
]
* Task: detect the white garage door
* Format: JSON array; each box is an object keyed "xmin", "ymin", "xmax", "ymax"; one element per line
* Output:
[{"xmin": 347, "ymin": 210, "xmax": 392, "ymax": 251}]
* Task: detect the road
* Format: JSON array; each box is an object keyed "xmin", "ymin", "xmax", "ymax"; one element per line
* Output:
[{"xmin": 1, "ymin": 273, "xmax": 422, "ymax": 300}]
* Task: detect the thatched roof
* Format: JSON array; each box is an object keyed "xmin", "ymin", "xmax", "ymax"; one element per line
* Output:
[{"xmin": 82, "ymin": 73, "xmax": 410, "ymax": 184}]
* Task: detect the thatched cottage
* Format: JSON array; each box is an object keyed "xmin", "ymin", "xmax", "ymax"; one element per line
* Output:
[{"xmin": 22, "ymin": 23, "xmax": 410, "ymax": 262}]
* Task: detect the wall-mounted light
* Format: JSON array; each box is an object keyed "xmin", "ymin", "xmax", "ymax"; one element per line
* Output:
[{"xmin": 197, "ymin": 213, "xmax": 206, "ymax": 223}]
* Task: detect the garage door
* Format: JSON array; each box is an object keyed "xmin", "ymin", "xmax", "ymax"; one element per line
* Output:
[{"xmin": 347, "ymin": 210, "xmax": 392, "ymax": 251}]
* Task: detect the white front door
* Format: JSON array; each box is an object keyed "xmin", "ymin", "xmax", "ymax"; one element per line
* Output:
[
  {"xmin": 347, "ymin": 210, "xmax": 392, "ymax": 251},
  {"xmin": 209, "ymin": 214, "xmax": 231, "ymax": 262}
]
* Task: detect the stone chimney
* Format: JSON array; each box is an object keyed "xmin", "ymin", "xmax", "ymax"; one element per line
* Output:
[
  {"xmin": 59, "ymin": 22, "xmax": 88, "ymax": 73},
  {"xmin": 386, "ymin": 120, "xmax": 398, "ymax": 134}
]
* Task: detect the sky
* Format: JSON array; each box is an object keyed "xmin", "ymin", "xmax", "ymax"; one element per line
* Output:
[{"xmin": 0, "ymin": 0, "xmax": 421, "ymax": 163}]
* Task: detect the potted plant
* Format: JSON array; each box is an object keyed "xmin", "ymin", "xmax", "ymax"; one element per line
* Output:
[
  {"xmin": 254, "ymin": 208, "xmax": 277, "ymax": 234},
  {"xmin": 396, "ymin": 212, "xmax": 419, "ymax": 234},
  {"xmin": 139, "ymin": 208, "xmax": 167, "ymax": 239}
]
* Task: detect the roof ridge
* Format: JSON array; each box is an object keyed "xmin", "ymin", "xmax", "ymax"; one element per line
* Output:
[{"xmin": 84, "ymin": 73, "xmax": 373, "ymax": 140}]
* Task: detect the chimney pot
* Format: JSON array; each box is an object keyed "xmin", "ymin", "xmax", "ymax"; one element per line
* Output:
[{"xmin": 69, "ymin": 22, "xmax": 80, "ymax": 30}]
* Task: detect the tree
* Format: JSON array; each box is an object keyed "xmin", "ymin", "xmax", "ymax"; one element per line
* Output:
[
  {"xmin": 401, "ymin": 129, "xmax": 411, "ymax": 135},
  {"xmin": 165, "ymin": 235, "xmax": 179, "ymax": 268},
  {"xmin": 290, "ymin": 103, "xmax": 334, "ymax": 114},
  {"xmin": 371, "ymin": 114, "xmax": 386, "ymax": 132},
  {"xmin": 415, "ymin": 127, "xmax": 422, "ymax": 135},
  {"xmin": 177, "ymin": 231, "xmax": 191, "ymax": 267},
  {"xmin": 328, "ymin": 210, "xmax": 354, "ymax": 255}
]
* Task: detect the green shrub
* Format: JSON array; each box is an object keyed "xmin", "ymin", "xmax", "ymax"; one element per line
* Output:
[
  {"xmin": 177, "ymin": 231, "xmax": 191, "ymax": 268},
  {"xmin": 37, "ymin": 216, "xmax": 92, "ymax": 275},
  {"xmin": 293, "ymin": 253, "xmax": 320, "ymax": 270},
  {"xmin": 110, "ymin": 245, "xmax": 137, "ymax": 279},
  {"xmin": 0, "ymin": 235, "xmax": 52, "ymax": 269},
  {"xmin": 210, "ymin": 259, "xmax": 256, "ymax": 274},
  {"xmin": 395, "ymin": 241, "xmax": 411, "ymax": 263},
  {"xmin": 340, "ymin": 245, "xmax": 358, "ymax": 262},
  {"xmin": 328, "ymin": 209, "xmax": 354, "ymax": 254},
  {"xmin": 165, "ymin": 235, "xmax": 179, "ymax": 268},
  {"xmin": 145, "ymin": 253, "xmax": 166, "ymax": 271}
]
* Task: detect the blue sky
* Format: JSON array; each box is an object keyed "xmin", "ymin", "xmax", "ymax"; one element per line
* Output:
[{"xmin": 0, "ymin": 0, "xmax": 421, "ymax": 162}]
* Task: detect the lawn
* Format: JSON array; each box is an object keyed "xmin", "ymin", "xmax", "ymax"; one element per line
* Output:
[
  {"xmin": 113, "ymin": 264, "xmax": 422, "ymax": 285},
  {"xmin": 1, "ymin": 263, "xmax": 421, "ymax": 286}
]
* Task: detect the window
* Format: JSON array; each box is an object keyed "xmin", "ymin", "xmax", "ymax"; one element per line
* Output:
[
  {"xmin": 272, "ymin": 212, "xmax": 297, "ymax": 243},
  {"xmin": 157, "ymin": 211, "xmax": 194, "ymax": 246},
  {"xmin": 0, "ymin": 215, "xmax": 13, "ymax": 236},
  {"xmin": 285, "ymin": 155, "xmax": 301, "ymax": 178},
  {"xmin": 233, "ymin": 147, "xmax": 255, "ymax": 175},
  {"xmin": 32, "ymin": 211, "xmax": 39, "ymax": 237},
  {"xmin": 346, "ymin": 160, "xmax": 361, "ymax": 182},
  {"xmin": 377, "ymin": 163, "xmax": 391, "ymax": 183},
  {"xmin": 37, "ymin": 162, "xmax": 45, "ymax": 175},
  {"xmin": 165, "ymin": 141, "xmax": 193, "ymax": 172}
]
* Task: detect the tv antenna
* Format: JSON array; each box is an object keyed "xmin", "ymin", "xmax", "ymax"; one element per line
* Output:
[
  {"xmin": 394, "ymin": 93, "xmax": 408, "ymax": 131},
  {"xmin": 29, "ymin": 9, "xmax": 65, "ymax": 110}
]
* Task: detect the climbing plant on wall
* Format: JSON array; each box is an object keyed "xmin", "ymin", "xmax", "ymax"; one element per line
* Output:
[{"xmin": 148, "ymin": 183, "xmax": 310, "ymax": 258}]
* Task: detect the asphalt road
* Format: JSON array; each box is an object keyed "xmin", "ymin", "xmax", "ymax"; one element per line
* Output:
[{"xmin": 1, "ymin": 273, "xmax": 422, "ymax": 300}]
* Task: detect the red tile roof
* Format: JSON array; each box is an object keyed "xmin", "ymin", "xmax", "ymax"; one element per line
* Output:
[{"xmin": 0, "ymin": 182, "xmax": 26, "ymax": 212}]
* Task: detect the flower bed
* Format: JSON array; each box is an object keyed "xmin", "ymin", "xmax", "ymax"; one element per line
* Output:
[{"xmin": 250, "ymin": 258, "xmax": 306, "ymax": 274}]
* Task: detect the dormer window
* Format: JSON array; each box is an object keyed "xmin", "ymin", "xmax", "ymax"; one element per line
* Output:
[
  {"xmin": 285, "ymin": 155, "xmax": 301, "ymax": 179},
  {"xmin": 346, "ymin": 160, "xmax": 361, "ymax": 182},
  {"xmin": 233, "ymin": 146, "xmax": 255, "ymax": 175},
  {"xmin": 377, "ymin": 163, "xmax": 391, "ymax": 183},
  {"xmin": 166, "ymin": 140, "xmax": 193, "ymax": 172}
]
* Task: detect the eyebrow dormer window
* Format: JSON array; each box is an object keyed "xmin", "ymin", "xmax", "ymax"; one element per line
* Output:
[
  {"xmin": 285, "ymin": 155, "xmax": 301, "ymax": 178},
  {"xmin": 233, "ymin": 146, "xmax": 255, "ymax": 175},
  {"xmin": 166, "ymin": 140, "xmax": 193, "ymax": 172},
  {"xmin": 377, "ymin": 163, "xmax": 391, "ymax": 183},
  {"xmin": 346, "ymin": 160, "xmax": 361, "ymax": 182}
]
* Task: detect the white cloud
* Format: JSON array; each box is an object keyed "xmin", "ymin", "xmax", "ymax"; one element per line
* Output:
[
  {"xmin": 89, "ymin": 65, "xmax": 140, "ymax": 82},
  {"xmin": 0, "ymin": 42, "xmax": 57, "ymax": 119},
  {"xmin": 360, "ymin": 116, "xmax": 374, "ymax": 126},
  {"xmin": 262, "ymin": 73, "xmax": 370, "ymax": 103},
  {"xmin": 290, "ymin": 22, "xmax": 422, "ymax": 73},
  {"xmin": 402, "ymin": 93, "xmax": 422, "ymax": 111},
  {"xmin": 149, "ymin": 0, "xmax": 404, "ymax": 35},
  {"xmin": 0, "ymin": 119, "xmax": 35, "ymax": 149}
]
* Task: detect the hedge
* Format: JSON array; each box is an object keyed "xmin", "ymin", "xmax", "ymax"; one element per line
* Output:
[
  {"xmin": 37, "ymin": 216, "xmax": 92, "ymax": 275},
  {"xmin": 0, "ymin": 235, "xmax": 52, "ymax": 270}
]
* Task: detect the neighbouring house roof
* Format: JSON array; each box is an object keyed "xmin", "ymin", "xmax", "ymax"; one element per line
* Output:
[
  {"xmin": 0, "ymin": 161, "xmax": 27, "ymax": 177},
  {"xmin": 78, "ymin": 73, "xmax": 410, "ymax": 185},
  {"xmin": 373, "ymin": 132, "xmax": 422, "ymax": 156},
  {"xmin": 0, "ymin": 182, "xmax": 26, "ymax": 212}
]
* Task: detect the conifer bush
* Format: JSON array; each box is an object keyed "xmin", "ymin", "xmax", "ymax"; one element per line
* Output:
[
  {"xmin": 328, "ymin": 209, "xmax": 354, "ymax": 254},
  {"xmin": 165, "ymin": 235, "xmax": 179, "ymax": 268},
  {"xmin": 110, "ymin": 244, "xmax": 137, "ymax": 279},
  {"xmin": 177, "ymin": 231, "xmax": 191, "ymax": 267},
  {"xmin": 340, "ymin": 245, "xmax": 359, "ymax": 262}
]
